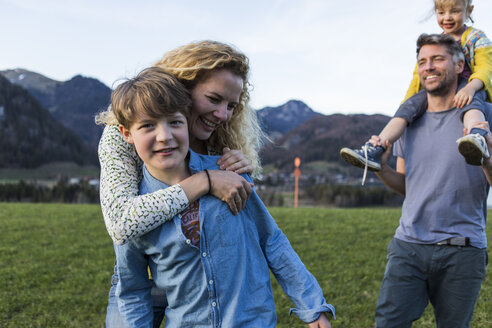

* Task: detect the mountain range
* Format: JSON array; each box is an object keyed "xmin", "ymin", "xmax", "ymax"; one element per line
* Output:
[
  {"xmin": 0, "ymin": 74, "xmax": 96, "ymax": 168},
  {"xmin": 0, "ymin": 68, "xmax": 391, "ymax": 174},
  {"xmin": 1, "ymin": 69, "xmax": 110, "ymax": 150}
]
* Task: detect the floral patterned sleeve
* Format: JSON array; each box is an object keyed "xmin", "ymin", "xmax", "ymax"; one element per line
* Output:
[{"xmin": 99, "ymin": 125, "xmax": 189, "ymax": 245}]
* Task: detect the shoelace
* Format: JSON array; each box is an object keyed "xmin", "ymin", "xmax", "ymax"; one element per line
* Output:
[
  {"xmin": 457, "ymin": 133, "xmax": 491, "ymax": 158},
  {"xmin": 475, "ymin": 134, "xmax": 490, "ymax": 158},
  {"xmin": 362, "ymin": 144, "xmax": 369, "ymax": 186}
]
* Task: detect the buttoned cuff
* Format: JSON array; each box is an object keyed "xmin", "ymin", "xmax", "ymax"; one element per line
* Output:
[{"xmin": 289, "ymin": 303, "xmax": 336, "ymax": 323}]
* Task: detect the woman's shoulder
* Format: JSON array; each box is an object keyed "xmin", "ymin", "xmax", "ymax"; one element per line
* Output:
[
  {"xmin": 99, "ymin": 124, "xmax": 139, "ymax": 161},
  {"xmin": 100, "ymin": 124, "xmax": 128, "ymax": 147}
]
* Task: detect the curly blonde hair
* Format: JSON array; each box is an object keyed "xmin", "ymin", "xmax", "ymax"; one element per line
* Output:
[
  {"xmin": 97, "ymin": 40, "xmax": 266, "ymax": 175},
  {"xmin": 153, "ymin": 40, "xmax": 265, "ymax": 176}
]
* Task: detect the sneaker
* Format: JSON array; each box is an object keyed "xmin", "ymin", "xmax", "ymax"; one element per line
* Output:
[
  {"xmin": 456, "ymin": 127, "xmax": 490, "ymax": 166},
  {"xmin": 340, "ymin": 143, "xmax": 384, "ymax": 172}
]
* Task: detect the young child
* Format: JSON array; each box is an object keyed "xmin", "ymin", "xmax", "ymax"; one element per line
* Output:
[
  {"xmin": 340, "ymin": 0, "xmax": 492, "ymax": 179},
  {"xmin": 112, "ymin": 67, "xmax": 335, "ymax": 327}
]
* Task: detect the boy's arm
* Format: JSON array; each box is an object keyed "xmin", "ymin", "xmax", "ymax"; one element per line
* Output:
[
  {"xmin": 113, "ymin": 242, "xmax": 154, "ymax": 327},
  {"xmin": 245, "ymin": 186, "xmax": 335, "ymax": 323}
]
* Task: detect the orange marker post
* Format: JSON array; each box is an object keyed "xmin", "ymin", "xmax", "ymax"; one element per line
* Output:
[{"xmin": 293, "ymin": 157, "xmax": 301, "ymax": 208}]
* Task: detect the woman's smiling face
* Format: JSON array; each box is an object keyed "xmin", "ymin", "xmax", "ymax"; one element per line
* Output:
[{"xmin": 189, "ymin": 69, "xmax": 243, "ymax": 145}]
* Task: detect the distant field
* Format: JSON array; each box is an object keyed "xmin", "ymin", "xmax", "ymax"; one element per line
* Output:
[
  {"xmin": 0, "ymin": 163, "xmax": 99, "ymax": 183},
  {"xmin": 1, "ymin": 203, "xmax": 491, "ymax": 327}
]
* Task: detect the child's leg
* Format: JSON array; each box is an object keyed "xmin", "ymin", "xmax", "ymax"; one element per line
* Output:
[
  {"xmin": 339, "ymin": 117, "xmax": 408, "ymax": 174},
  {"xmin": 462, "ymin": 109, "xmax": 486, "ymax": 134},
  {"xmin": 377, "ymin": 117, "xmax": 408, "ymax": 146},
  {"xmin": 457, "ymin": 109, "xmax": 490, "ymax": 165},
  {"xmin": 340, "ymin": 90, "xmax": 426, "ymax": 173}
]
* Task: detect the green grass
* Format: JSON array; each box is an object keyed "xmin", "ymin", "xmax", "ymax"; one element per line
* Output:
[{"xmin": 1, "ymin": 204, "xmax": 491, "ymax": 327}]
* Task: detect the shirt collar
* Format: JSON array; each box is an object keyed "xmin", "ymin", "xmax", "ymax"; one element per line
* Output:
[{"xmin": 141, "ymin": 149, "xmax": 203, "ymax": 190}]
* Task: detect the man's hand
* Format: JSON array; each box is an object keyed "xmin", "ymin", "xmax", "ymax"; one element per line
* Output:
[
  {"xmin": 368, "ymin": 135, "xmax": 392, "ymax": 167},
  {"xmin": 307, "ymin": 313, "xmax": 331, "ymax": 328},
  {"xmin": 465, "ymin": 121, "xmax": 492, "ymax": 184},
  {"xmin": 466, "ymin": 121, "xmax": 492, "ymax": 165}
]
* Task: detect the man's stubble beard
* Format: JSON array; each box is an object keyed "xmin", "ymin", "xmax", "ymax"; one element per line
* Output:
[{"xmin": 424, "ymin": 72, "xmax": 458, "ymax": 98}]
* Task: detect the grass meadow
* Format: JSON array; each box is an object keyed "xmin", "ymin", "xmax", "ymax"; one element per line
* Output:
[{"xmin": 1, "ymin": 203, "xmax": 491, "ymax": 327}]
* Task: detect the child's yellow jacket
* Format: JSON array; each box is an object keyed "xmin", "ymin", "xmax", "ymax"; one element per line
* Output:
[{"xmin": 403, "ymin": 27, "xmax": 492, "ymax": 102}]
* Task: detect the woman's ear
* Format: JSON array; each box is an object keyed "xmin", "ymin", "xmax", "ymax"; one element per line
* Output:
[{"xmin": 119, "ymin": 124, "xmax": 134, "ymax": 144}]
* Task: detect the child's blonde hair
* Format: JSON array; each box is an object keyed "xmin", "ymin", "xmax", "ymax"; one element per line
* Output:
[
  {"xmin": 111, "ymin": 67, "xmax": 191, "ymax": 129},
  {"xmin": 434, "ymin": 0, "xmax": 474, "ymax": 23}
]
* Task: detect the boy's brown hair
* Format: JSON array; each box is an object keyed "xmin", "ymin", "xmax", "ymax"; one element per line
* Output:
[{"xmin": 112, "ymin": 67, "xmax": 192, "ymax": 129}]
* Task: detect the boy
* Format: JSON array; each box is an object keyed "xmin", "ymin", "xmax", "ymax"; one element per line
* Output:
[{"xmin": 111, "ymin": 67, "xmax": 335, "ymax": 327}]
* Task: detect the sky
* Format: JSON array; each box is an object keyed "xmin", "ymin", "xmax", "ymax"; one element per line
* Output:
[{"xmin": 1, "ymin": 0, "xmax": 492, "ymax": 116}]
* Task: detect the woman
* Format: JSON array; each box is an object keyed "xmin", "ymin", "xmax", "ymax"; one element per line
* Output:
[{"xmin": 96, "ymin": 40, "xmax": 267, "ymax": 327}]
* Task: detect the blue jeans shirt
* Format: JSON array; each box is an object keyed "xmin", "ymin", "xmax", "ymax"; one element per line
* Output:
[{"xmin": 114, "ymin": 150, "xmax": 335, "ymax": 327}]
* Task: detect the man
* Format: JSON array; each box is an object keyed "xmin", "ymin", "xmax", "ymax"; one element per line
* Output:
[{"xmin": 373, "ymin": 33, "xmax": 491, "ymax": 327}]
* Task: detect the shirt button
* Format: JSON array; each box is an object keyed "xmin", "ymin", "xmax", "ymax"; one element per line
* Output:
[
  {"xmin": 186, "ymin": 239, "xmax": 191, "ymax": 244},
  {"xmin": 212, "ymin": 301, "xmax": 217, "ymax": 307},
  {"xmin": 202, "ymin": 252, "xmax": 207, "ymax": 257},
  {"xmin": 209, "ymin": 280, "xmax": 213, "ymax": 285}
]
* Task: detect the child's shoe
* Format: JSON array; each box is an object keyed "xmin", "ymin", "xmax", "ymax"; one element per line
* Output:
[
  {"xmin": 340, "ymin": 143, "xmax": 384, "ymax": 172},
  {"xmin": 456, "ymin": 127, "xmax": 490, "ymax": 166}
]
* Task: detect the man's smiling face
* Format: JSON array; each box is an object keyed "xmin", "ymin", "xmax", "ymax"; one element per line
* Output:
[{"xmin": 417, "ymin": 44, "xmax": 463, "ymax": 96}]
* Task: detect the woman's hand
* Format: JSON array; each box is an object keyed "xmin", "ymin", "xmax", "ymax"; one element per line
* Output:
[
  {"xmin": 208, "ymin": 170, "xmax": 253, "ymax": 215},
  {"xmin": 217, "ymin": 147, "xmax": 254, "ymax": 174}
]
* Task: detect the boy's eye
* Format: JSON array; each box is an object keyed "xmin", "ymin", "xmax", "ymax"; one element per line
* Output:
[
  {"xmin": 227, "ymin": 104, "xmax": 237, "ymax": 111},
  {"xmin": 140, "ymin": 123, "xmax": 154, "ymax": 129},
  {"xmin": 170, "ymin": 120, "xmax": 185, "ymax": 126}
]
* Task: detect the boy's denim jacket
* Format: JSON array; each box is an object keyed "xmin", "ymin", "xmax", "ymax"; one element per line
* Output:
[{"xmin": 114, "ymin": 150, "xmax": 335, "ymax": 327}]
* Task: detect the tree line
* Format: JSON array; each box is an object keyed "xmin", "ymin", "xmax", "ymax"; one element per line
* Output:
[
  {"xmin": 0, "ymin": 179, "xmax": 99, "ymax": 203},
  {"xmin": 0, "ymin": 180, "xmax": 403, "ymax": 208},
  {"xmin": 304, "ymin": 184, "xmax": 403, "ymax": 207}
]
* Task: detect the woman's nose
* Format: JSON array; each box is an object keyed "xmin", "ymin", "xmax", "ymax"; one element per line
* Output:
[{"xmin": 214, "ymin": 104, "xmax": 228, "ymax": 122}]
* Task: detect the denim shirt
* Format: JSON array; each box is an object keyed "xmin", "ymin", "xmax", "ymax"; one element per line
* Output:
[{"xmin": 114, "ymin": 150, "xmax": 335, "ymax": 327}]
